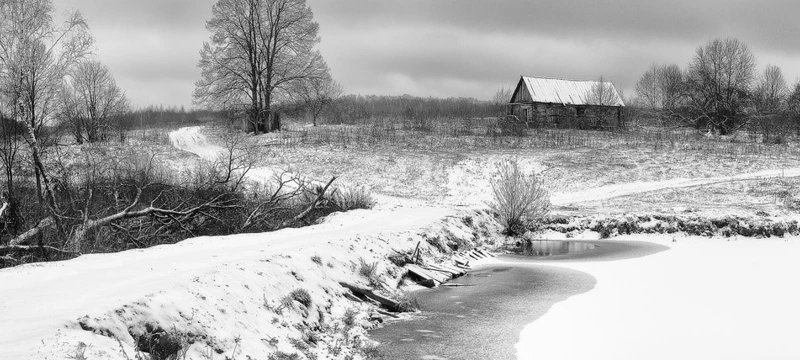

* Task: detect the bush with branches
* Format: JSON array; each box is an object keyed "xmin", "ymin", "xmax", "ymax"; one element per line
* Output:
[
  {"xmin": 0, "ymin": 137, "xmax": 369, "ymax": 267},
  {"xmin": 488, "ymin": 159, "xmax": 550, "ymax": 236}
]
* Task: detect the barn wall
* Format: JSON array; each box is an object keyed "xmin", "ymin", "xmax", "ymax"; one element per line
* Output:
[{"xmin": 509, "ymin": 102, "xmax": 623, "ymax": 129}]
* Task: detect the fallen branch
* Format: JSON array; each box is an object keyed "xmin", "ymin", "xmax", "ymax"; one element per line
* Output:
[
  {"xmin": 281, "ymin": 176, "xmax": 337, "ymax": 227},
  {"xmin": 0, "ymin": 244, "xmax": 82, "ymax": 266},
  {"xmin": 339, "ymin": 282, "xmax": 401, "ymax": 311},
  {"xmin": 375, "ymin": 309, "xmax": 400, "ymax": 318},
  {"xmin": 9, "ymin": 217, "xmax": 55, "ymax": 246},
  {"xmin": 0, "ymin": 255, "xmax": 19, "ymax": 266}
]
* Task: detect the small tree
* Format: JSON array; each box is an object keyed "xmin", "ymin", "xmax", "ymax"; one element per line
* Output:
[
  {"xmin": 585, "ymin": 76, "xmax": 622, "ymax": 127},
  {"xmin": 753, "ymin": 64, "xmax": 787, "ymax": 115},
  {"xmin": 62, "ymin": 60, "xmax": 129, "ymax": 143},
  {"xmin": 488, "ymin": 159, "xmax": 550, "ymax": 236},
  {"xmin": 585, "ymin": 76, "xmax": 620, "ymax": 107},
  {"xmin": 787, "ymin": 82, "xmax": 800, "ymax": 134},
  {"xmin": 684, "ymin": 37, "xmax": 756, "ymax": 134},
  {"xmin": 492, "ymin": 86, "xmax": 513, "ymax": 116},
  {"xmin": 635, "ymin": 63, "xmax": 683, "ymax": 125},
  {"xmin": 292, "ymin": 76, "xmax": 342, "ymax": 126}
]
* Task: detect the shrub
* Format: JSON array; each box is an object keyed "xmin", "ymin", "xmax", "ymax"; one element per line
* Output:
[
  {"xmin": 332, "ymin": 186, "xmax": 375, "ymax": 211},
  {"xmin": 358, "ymin": 258, "xmax": 380, "ymax": 285},
  {"xmin": 360, "ymin": 343, "xmax": 385, "ymax": 359},
  {"xmin": 342, "ymin": 308, "xmax": 358, "ymax": 326},
  {"xmin": 289, "ymin": 288, "xmax": 313, "ymax": 308},
  {"xmin": 394, "ymin": 291, "xmax": 421, "ymax": 312},
  {"xmin": 488, "ymin": 159, "xmax": 550, "ymax": 236},
  {"xmin": 132, "ymin": 325, "xmax": 189, "ymax": 360}
]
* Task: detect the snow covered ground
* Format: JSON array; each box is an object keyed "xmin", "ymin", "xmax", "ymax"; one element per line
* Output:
[
  {"xmin": 516, "ymin": 234, "xmax": 800, "ymax": 359},
  {"xmin": 0, "ymin": 200, "xmax": 475, "ymax": 359},
  {"xmin": 168, "ymin": 126, "xmax": 224, "ymax": 160},
  {"xmin": 3, "ymin": 125, "xmax": 800, "ymax": 359}
]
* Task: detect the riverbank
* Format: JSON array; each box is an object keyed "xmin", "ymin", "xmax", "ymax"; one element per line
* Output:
[
  {"xmin": 0, "ymin": 204, "xmax": 502, "ymax": 360},
  {"xmin": 371, "ymin": 240, "xmax": 668, "ymax": 360}
]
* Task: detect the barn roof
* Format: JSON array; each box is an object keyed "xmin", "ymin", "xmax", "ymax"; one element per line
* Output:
[{"xmin": 511, "ymin": 76, "xmax": 625, "ymax": 107}]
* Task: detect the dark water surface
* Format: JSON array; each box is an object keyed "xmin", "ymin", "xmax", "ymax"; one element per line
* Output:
[
  {"xmin": 518, "ymin": 240, "xmax": 597, "ymax": 256},
  {"xmin": 370, "ymin": 240, "xmax": 668, "ymax": 360}
]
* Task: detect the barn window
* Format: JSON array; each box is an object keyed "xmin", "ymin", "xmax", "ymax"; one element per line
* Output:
[
  {"xmin": 576, "ymin": 107, "xmax": 586, "ymax": 117},
  {"xmin": 523, "ymin": 108, "xmax": 529, "ymax": 120}
]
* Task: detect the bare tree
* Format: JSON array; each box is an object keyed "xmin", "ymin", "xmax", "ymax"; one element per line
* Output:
[
  {"xmin": 788, "ymin": 81, "xmax": 800, "ymax": 116},
  {"xmin": 0, "ymin": 108, "xmax": 24, "ymax": 238},
  {"xmin": 62, "ymin": 60, "xmax": 129, "ymax": 143},
  {"xmin": 492, "ymin": 86, "xmax": 513, "ymax": 116},
  {"xmin": 585, "ymin": 76, "xmax": 621, "ymax": 106},
  {"xmin": 636, "ymin": 63, "xmax": 683, "ymax": 121},
  {"xmin": 0, "ymin": 0, "xmax": 92, "ymax": 209},
  {"xmin": 683, "ymin": 38, "xmax": 756, "ymax": 135},
  {"xmin": 753, "ymin": 64, "xmax": 787, "ymax": 115},
  {"xmin": 292, "ymin": 76, "xmax": 342, "ymax": 126},
  {"xmin": 194, "ymin": 0, "xmax": 329, "ymax": 134},
  {"xmin": 636, "ymin": 64, "xmax": 661, "ymax": 111},
  {"xmin": 635, "ymin": 64, "xmax": 683, "ymax": 127}
]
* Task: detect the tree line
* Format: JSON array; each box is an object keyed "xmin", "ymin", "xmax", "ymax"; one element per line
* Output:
[{"xmin": 634, "ymin": 37, "xmax": 800, "ymax": 139}]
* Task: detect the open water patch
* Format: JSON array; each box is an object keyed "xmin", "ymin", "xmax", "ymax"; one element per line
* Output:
[
  {"xmin": 371, "ymin": 240, "xmax": 669, "ymax": 359},
  {"xmin": 515, "ymin": 240, "xmax": 598, "ymax": 256}
]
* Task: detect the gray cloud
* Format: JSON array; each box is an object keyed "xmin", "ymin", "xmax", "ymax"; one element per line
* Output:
[{"xmin": 54, "ymin": 0, "xmax": 800, "ymax": 107}]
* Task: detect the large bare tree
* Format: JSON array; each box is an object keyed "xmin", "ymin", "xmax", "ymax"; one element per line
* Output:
[
  {"xmin": 194, "ymin": 0, "xmax": 329, "ymax": 134},
  {"xmin": 684, "ymin": 38, "xmax": 756, "ymax": 135},
  {"xmin": 62, "ymin": 60, "xmax": 129, "ymax": 143}
]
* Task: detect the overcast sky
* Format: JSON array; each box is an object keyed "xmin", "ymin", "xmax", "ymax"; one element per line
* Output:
[{"xmin": 58, "ymin": 0, "xmax": 800, "ymax": 108}]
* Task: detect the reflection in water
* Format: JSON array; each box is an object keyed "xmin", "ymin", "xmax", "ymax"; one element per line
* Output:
[{"xmin": 520, "ymin": 240, "xmax": 597, "ymax": 256}]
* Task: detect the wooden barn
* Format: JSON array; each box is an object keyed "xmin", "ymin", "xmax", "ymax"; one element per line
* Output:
[{"xmin": 508, "ymin": 76, "xmax": 625, "ymax": 129}]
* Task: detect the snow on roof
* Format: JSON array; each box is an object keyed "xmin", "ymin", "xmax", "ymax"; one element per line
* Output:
[{"xmin": 513, "ymin": 76, "xmax": 625, "ymax": 107}]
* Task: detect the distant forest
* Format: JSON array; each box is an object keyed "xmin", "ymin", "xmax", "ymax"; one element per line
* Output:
[{"xmin": 113, "ymin": 95, "xmax": 501, "ymax": 131}]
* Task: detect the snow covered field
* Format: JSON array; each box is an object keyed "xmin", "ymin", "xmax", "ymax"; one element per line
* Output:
[
  {"xmin": 3, "ymin": 125, "xmax": 800, "ymax": 359},
  {"xmin": 516, "ymin": 234, "xmax": 800, "ymax": 360}
]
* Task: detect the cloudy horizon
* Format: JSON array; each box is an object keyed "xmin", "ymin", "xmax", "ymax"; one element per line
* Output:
[{"xmin": 59, "ymin": 0, "xmax": 800, "ymax": 108}]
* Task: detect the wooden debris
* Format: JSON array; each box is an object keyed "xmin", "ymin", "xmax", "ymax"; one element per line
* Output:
[
  {"xmin": 376, "ymin": 309, "xmax": 400, "ymax": 318},
  {"xmin": 411, "ymin": 241, "xmax": 421, "ymax": 264},
  {"xmin": 422, "ymin": 264, "xmax": 457, "ymax": 276},
  {"xmin": 406, "ymin": 264, "xmax": 449, "ymax": 284},
  {"xmin": 339, "ymin": 282, "xmax": 401, "ymax": 311},
  {"xmin": 477, "ymin": 249, "xmax": 495, "ymax": 257},
  {"xmin": 441, "ymin": 283, "xmax": 474, "ymax": 287},
  {"xmin": 343, "ymin": 292, "xmax": 363, "ymax": 303},
  {"xmin": 454, "ymin": 259, "xmax": 470, "ymax": 269}
]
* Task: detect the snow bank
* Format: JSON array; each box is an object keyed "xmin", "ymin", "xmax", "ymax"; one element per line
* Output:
[
  {"xmin": 0, "ymin": 200, "xmax": 499, "ymax": 359},
  {"xmin": 516, "ymin": 235, "xmax": 800, "ymax": 359}
]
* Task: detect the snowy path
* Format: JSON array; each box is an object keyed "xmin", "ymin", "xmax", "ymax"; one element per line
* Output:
[
  {"xmin": 168, "ymin": 126, "xmax": 224, "ymax": 160},
  {"xmin": 551, "ymin": 167, "xmax": 800, "ymax": 205},
  {"xmin": 444, "ymin": 156, "xmax": 800, "ymax": 207},
  {"xmin": 516, "ymin": 235, "xmax": 800, "ymax": 359}
]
